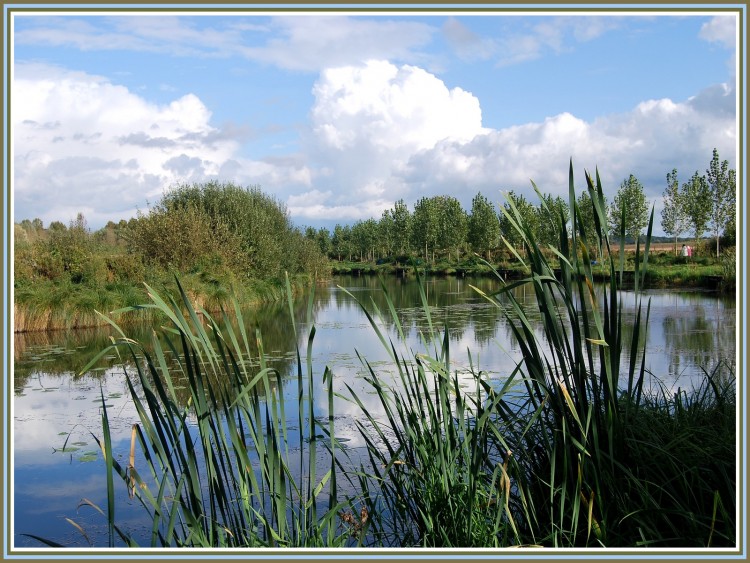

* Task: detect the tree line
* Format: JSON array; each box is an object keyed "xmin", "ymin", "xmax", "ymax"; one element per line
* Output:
[
  {"xmin": 661, "ymin": 148, "xmax": 736, "ymax": 258},
  {"xmin": 14, "ymin": 148, "xmax": 736, "ymax": 290},
  {"xmin": 305, "ymin": 148, "xmax": 736, "ymax": 263},
  {"xmin": 14, "ymin": 182, "xmax": 329, "ymax": 289}
]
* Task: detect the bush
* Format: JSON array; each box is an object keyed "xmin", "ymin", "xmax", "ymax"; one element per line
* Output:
[{"xmin": 126, "ymin": 202, "xmax": 251, "ymax": 276}]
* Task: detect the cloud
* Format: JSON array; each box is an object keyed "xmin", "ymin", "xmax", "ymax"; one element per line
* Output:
[
  {"xmin": 292, "ymin": 60, "xmax": 735, "ymax": 229},
  {"xmin": 442, "ymin": 17, "xmax": 495, "ymax": 61},
  {"xmin": 12, "ymin": 54, "xmax": 736, "ymax": 237},
  {"xmin": 294, "ymin": 59, "xmax": 487, "ymax": 219},
  {"xmin": 13, "ymin": 15, "xmax": 249, "ymax": 58},
  {"xmin": 11, "ymin": 63, "xmax": 299, "ymax": 227},
  {"xmin": 699, "ymin": 15, "xmax": 737, "ymax": 79},
  {"xmin": 404, "ymin": 87, "xmax": 734, "ymax": 193},
  {"xmin": 493, "ymin": 16, "xmax": 622, "ymax": 67},
  {"xmin": 240, "ymin": 16, "xmax": 437, "ymax": 72},
  {"xmin": 699, "ymin": 15, "xmax": 736, "ymax": 49},
  {"xmin": 14, "ymin": 14, "xmax": 437, "ymax": 72}
]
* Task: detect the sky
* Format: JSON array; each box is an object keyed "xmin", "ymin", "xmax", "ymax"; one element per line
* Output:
[{"xmin": 10, "ymin": 8, "xmax": 740, "ymax": 236}]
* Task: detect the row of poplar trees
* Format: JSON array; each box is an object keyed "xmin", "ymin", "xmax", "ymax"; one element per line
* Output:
[{"xmin": 307, "ymin": 148, "xmax": 736, "ymax": 263}]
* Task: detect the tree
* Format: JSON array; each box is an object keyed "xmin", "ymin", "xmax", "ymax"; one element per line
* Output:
[
  {"xmin": 536, "ymin": 194, "xmax": 569, "ymax": 248},
  {"xmin": 723, "ymin": 168, "xmax": 737, "ymax": 247},
  {"xmin": 412, "ymin": 197, "xmax": 440, "ymax": 261},
  {"xmin": 468, "ymin": 192, "xmax": 500, "ymax": 260},
  {"xmin": 499, "ymin": 191, "xmax": 538, "ymax": 252},
  {"xmin": 661, "ymin": 169, "xmax": 691, "ymax": 254},
  {"xmin": 706, "ymin": 148, "xmax": 736, "ymax": 257},
  {"xmin": 331, "ymin": 224, "xmax": 352, "ymax": 261},
  {"xmin": 389, "ymin": 199, "xmax": 412, "ymax": 256},
  {"xmin": 610, "ymin": 174, "xmax": 648, "ymax": 242},
  {"xmin": 434, "ymin": 195, "xmax": 468, "ymax": 261},
  {"xmin": 351, "ymin": 219, "xmax": 378, "ymax": 261},
  {"xmin": 575, "ymin": 190, "xmax": 599, "ymax": 248},
  {"xmin": 681, "ymin": 171, "xmax": 711, "ymax": 246},
  {"xmin": 378, "ymin": 210, "xmax": 395, "ymax": 258}
]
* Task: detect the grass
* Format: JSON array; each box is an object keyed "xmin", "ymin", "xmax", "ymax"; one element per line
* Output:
[
  {"xmin": 339, "ymin": 273, "xmax": 521, "ymax": 547},
  {"xmin": 462, "ymin": 163, "xmax": 736, "ymax": 547},
  {"xmin": 13, "ymin": 274, "xmax": 309, "ymax": 333},
  {"xmin": 55, "ymin": 275, "xmax": 357, "ymax": 548},
  {"xmin": 26, "ymin": 162, "xmax": 736, "ymax": 549}
]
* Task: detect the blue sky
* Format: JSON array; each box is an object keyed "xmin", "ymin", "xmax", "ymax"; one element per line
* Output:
[{"xmin": 10, "ymin": 8, "xmax": 739, "ymax": 235}]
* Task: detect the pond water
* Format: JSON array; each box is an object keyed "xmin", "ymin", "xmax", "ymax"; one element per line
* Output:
[{"xmin": 11, "ymin": 275, "xmax": 737, "ymax": 548}]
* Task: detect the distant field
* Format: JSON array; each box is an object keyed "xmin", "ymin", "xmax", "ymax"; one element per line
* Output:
[{"xmin": 622, "ymin": 242, "xmax": 677, "ymax": 253}]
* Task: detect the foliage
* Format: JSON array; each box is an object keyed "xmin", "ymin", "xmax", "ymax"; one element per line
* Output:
[
  {"xmin": 661, "ymin": 168, "xmax": 691, "ymax": 253},
  {"xmin": 682, "ymin": 171, "xmax": 711, "ymax": 244},
  {"xmin": 411, "ymin": 196, "xmax": 440, "ymax": 261},
  {"xmin": 435, "ymin": 195, "xmax": 469, "ymax": 261},
  {"xmin": 26, "ymin": 163, "xmax": 735, "ymax": 549},
  {"xmin": 331, "ymin": 224, "xmax": 353, "ymax": 262},
  {"xmin": 720, "ymin": 246, "xmax": 736, "ymax": 290},
  {"xmin": 706, "ymin": 148, "xmax": 736, "ymax": 258},
  {"xmin": 574, "ymin": 190, "xmax": 602, "ymax": 258},
  {"xmin": 468, "ymin": 192, "xmax": 500, "ymax": 260},
  {"xmin": 156, "ymin": 181, "xmax": 326, "ymax": 280},
  {"xmin": 610, "ymin": 174, "xmax": 648, "ymax": 242},
  {"xmin": 390, "ymin": 199, "xmax": 413, "ymax": 256},
  {"xmin": 351, "ymin": 218, "xmax": 379, "ymax": 261},
  {"xmin": 343, "ymin": 274, "xmax": 518, "ymax": 547},
  {"xmin": 474, "ymin": 162, "xmax": 735, "ymax": 547},
  {"xmin": 499, "ymin": 191, "xmax": 539, "ymax": 251},
  {"xmin": 535, "ymin": 192, "xmax": 569, "ymax": 248},
  {"xmin": 127, "ymin": 202, "xmax": 249, "ymax": 277},
  {"xmin": 75, "ymin": 277, "xmax": 357, "ymax": 547}
]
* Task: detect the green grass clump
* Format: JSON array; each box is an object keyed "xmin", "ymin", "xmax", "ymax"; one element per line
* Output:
[
  {"xmin": 340, "ymin": 274, "xmax": 521, "ymax": 547},
  {"xmin": 465, "ymin": 162, "xmax": 736, "ymax": 547},
  {"xmin": 57, "ymin": 276, "xmax": 358, "ymax": 548}
]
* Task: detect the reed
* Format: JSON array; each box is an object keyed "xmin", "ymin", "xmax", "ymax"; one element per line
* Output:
[
  {"xmin": 468, "ymin": 162, "xmax": 735, "ymax": 547},
  {"xmin": 73, "ymin": 275, "xmax": 357, "ymax": 547},
  {"xmin": 340, "ymin": 271, "xmax": 521, "ymax": 547}
]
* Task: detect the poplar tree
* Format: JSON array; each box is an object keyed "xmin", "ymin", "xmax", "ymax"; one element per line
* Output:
[
  {"xmin": 661, "ymin": 169, "xmax": 690, "ymax": 254},
  {"xmin": 706, "ymin": 148, "xmax": 736, "ymax": 257},
  {"xmin": 681, "ymin": 171, "xmax": 711, "ymax": 246},
  {"xmin": 468, "ymin": 192, "xmax": 500, "ymax": 260},
  {"xmin": 610, "ymin": 174, "xmax": 648, "ymax": 242}
]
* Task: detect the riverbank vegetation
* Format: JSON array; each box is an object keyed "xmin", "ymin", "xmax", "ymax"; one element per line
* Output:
[
  {"xmin": 13, "ymin": 149, "xmax": 735, "ymax": 332},
  {"xmin": 307, "ymin": 148, "xmax": 734, "ymax": 267},
  {"xmin": 13, "ymin": 182, "xmax": 328, "ymax": 332},
  {"xmin": 30, "ymin": 163, "xmax": 735, "ymax": 550}
]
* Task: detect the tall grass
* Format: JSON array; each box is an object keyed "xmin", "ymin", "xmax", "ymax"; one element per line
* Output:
[
  {"xmin": 73, "ymin": 275, "xmax": 357, "ymax": 547},
  {"xmin": 465, "ymin": 162, "xmax": 736, "ymax": 546},
  {"xmin": 340, "ymin": 273, "xmax": 522, "ymax": 547},
  {"xmin": 340, "ymin": 161, "xmax": 735, "ymax": 548}
]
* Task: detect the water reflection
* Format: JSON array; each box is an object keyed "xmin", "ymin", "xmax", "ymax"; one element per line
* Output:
[{"xmin": 12, "ymin": 275, "xmax": 736, "ymax": 547}]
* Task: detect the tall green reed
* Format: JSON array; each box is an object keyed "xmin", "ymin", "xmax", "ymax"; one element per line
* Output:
[
  {"xmin": 471, "ymin": 161, "xmax": 735, "ymax": 547},
  {"xmin": 78, "ymin": 275, "xmax": 355, "ymax": 547},
  {"xmin": 340, "ymin": 273, "xmax": 524, "ymax": 547}
]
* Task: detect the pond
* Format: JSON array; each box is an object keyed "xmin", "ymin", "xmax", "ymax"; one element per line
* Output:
[{"xmin": 12, "ymin": 274, "xmax": 737, "ymax": 548}]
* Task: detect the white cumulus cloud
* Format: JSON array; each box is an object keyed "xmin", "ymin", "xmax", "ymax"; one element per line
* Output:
[
  {"xmin": 11, "ymin": 63, "xmax": 308, "ymax": 227},
  {"xmin": 293, "ymin": 60, "xmax": 488, "ymax": 220},
  {"xmin": 295, "ymin": 62, "xmax": 735, "ymax": 226}
]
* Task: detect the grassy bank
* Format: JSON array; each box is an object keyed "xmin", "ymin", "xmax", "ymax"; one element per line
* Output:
[
  {"xmin": 13, "ymin": 273, "xmax": 312, "ymax": 333},
  {"xmin": 13, "ymin": 182, "xmax": 330, "ymax": 333},
  {"xmin": 28, "ymin": 163, "xmax": 736, "ymax": 549},
  {"xmin": 331, "ymin": 252, "xmax": 730, "ymax": 290}
]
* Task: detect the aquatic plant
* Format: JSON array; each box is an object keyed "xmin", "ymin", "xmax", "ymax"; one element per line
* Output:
[{"xmin": 71, "ymin": 276, "xmax": 357, "ymax": 547}]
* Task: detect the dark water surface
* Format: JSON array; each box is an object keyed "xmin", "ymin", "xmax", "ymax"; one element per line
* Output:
[{"xmin": 12, "ymin": 275, "xmax": 736, "ymax": 548}]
